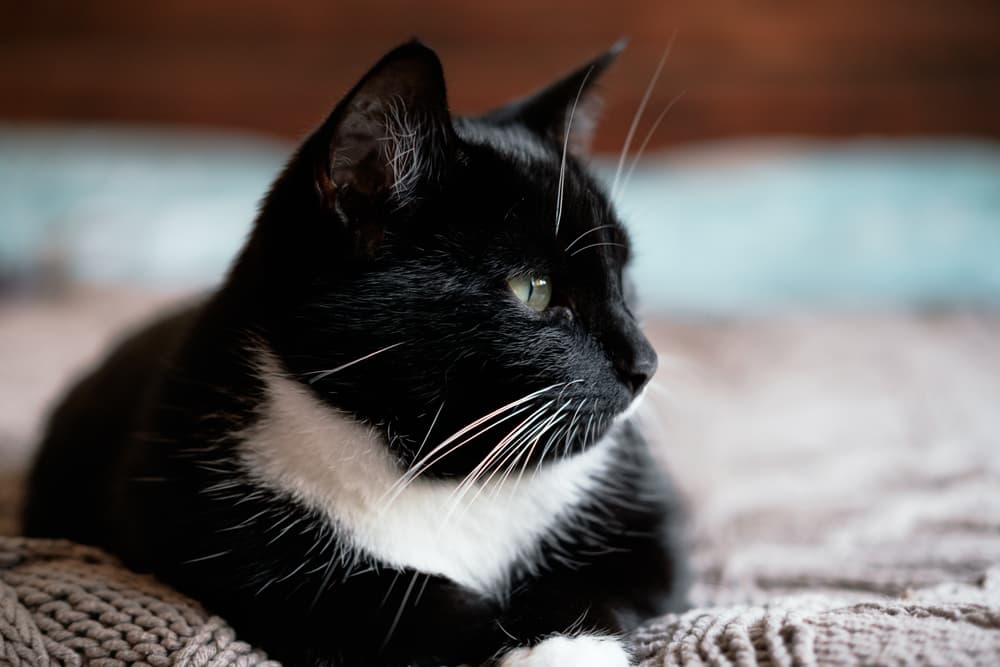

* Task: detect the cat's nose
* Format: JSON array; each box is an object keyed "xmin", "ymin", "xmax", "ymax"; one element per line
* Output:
[{"xmin": 615, "ymin": 334, "xmax": 658, "ymax": 396}]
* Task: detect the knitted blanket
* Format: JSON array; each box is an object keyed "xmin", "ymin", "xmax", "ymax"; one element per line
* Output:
[
  {"xmin": 1, "ymin": 290, "xmax": 999, "ymax": 665},
  {"xmin": 0, "ymin": 532, "xmax": 276, "ymax": 666}
]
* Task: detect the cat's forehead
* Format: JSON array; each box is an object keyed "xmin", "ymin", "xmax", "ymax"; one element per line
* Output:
[
  {"xmin": 452, "ymin": 117, "xmax": 623, "ymax": 244},
  {"xmin": 453, "ymin": 117, "xmax": 556, "ymax": 165}
]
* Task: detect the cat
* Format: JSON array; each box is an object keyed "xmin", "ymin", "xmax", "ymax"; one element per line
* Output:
[{"xmin": 23, "ymin": 40, "xmax": 687, "ymax": 666}]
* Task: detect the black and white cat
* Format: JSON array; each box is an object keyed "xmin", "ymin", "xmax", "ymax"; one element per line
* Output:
[{"xmin": 24, "ymin": 41, "xmax": 686, "ymax": 666}]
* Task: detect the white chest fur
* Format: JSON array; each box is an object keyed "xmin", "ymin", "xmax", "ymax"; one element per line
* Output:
[{"xmin": 238, "ymin": 367, "xmax": 616, "ymax": 597}]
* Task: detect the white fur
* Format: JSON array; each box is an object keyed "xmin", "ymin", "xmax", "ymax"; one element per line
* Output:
[
  {"xmin": 383, "ymin": 97, "xmax": 426, "ymax": 205},
  {"xmin": 238, "ymin": 359, "xmax": 617, "ymax": 597},
  {"xmin": 498, "ymin": 635, "xmax": 632, "ymax": 667}
]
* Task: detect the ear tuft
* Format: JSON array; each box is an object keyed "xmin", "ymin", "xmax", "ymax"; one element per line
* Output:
[{"xmin": 315, "ymin": 41, "xmax": 454, "ymax": 218}]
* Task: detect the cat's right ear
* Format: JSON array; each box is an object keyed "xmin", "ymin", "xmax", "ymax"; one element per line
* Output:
[
  {"xmin": 481, "ymin": 40, "xmax": 625, "ymax": 157},
  {"xmin": 307, "ymin": 41, "xmax": 455, "ymax": 254}
]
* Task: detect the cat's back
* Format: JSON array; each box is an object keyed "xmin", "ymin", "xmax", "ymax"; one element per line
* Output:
[{"xmin": 23, "ymin": 302, "xmax": 203, "ymax": 545}]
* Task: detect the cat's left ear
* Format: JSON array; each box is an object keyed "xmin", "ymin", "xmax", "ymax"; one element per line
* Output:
[{"xmin": 482, "ymin": 40, "xmax": 625, "ymax": 156}]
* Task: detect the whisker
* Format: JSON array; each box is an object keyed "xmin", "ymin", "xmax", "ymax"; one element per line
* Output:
[
  {"xmin": 533, "ymin": 422, "xmax": 568, "ymax": 477},
  {"xmin": 303, "ymin": 341, "xmax": 407, "ymax": 384},
  {"xmin": 381, "ymin": 383, "xmax": 564, "ymax": 506},
  {"xmin": 384, "ymin": 402, "xmax": 534, "ymax": 508},
  {"xmin": 564, "ymin": 224, "xmax": 617, "ymax": 253},
  {"xmin": 556, "ymin": 398, "xmax": 586, "ymax": 459},
  {"xmin": 555, "ymin": 396, "xmax": 586, "ymax": 460},
  {"xmin": 495, "ymin": 410, "xmax": 567, "ymax": 495},
  {"xmin": 446, "ymin": 403, "xmax": 567, "ymax": 520},
  {"xmin": 379, "ymin": 570, "xmax": 403, "ymax": 607},
  {"xmin": 413, "ymin": 573, "xmax": 432, "ymax": 607},
  {"xmin": 448, "ymin": 406, "xmax": 552, "ymax": 502},
  {"xmin": 557, "ymin": 378, "xmax": 586, "ymax": 400},
  {"xmin": 511, "ymin": 406, "xmax": 571, "ymax": 490},
  {"xmin": 555, "ymin": 65, "xmax": 596, "ymax": 237},
  {"xmin": 450, "ymin": 402, "xmax": 554, "ymax": 497},
  {"xmin": 583, "ymin": 411, "xmax": 596, "ymax": 447},
  {"xmin": 412, "ymin": 400, "xmax": 446, "ymax": 464},
  {"xmin": 569, "ymin": 241, "xmax": 626, "ymax": 257},
  {"xmin": 182, "ymin": 550, "xmax": 231, "ymax": 564},
  {"xmin": 618, "ymin": 90, "xmax": 685, "ymax": 200},
  {"xmin": 402, "ymin": 385, "xmax": 559, "ymax": 478},
  {"xmin": 496, "ymin": 620, "xmax": 519, "ymax": 642},
  {"xmin": 381, "ymin": 570, "xmax": 421, "ymax": 649},
  {"xmin": 523, "ymin": 419, "xmax": 570, "ymax": 486},
  {"xmin": 443, "ymin": 402, "xmax": 559, "ymax": 518},
  {"xmin": 489, "ymin": 435, "xmax": 539, "ymax": 499},
  {"xmin": 609, "ymin": 31, "xmax": 677, "ymax": 203},
  {"xmin": 443, "ymin": 439, "xmax": 531, "ymax": 526},
  {"xmin": 496, "ymin": 440, "xmax": 537, "ymax": 496}
]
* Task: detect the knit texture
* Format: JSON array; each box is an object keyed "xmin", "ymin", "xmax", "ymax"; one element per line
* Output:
[
  {"xmin": 1, "ymin": 289, "xmax": 999, "ymax": 665},
  {"xmin": 0, "ymin": 504, "xmax": 277, "ymax": 667},
  {"xmin": 632, "ymin": 580, "xmax": 1000, "ymax": 666}
]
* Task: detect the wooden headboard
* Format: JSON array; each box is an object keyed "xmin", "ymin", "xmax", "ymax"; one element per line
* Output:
[{"xmin": 3, "ymin": 0, "xmax": 999, "ymax": 152}]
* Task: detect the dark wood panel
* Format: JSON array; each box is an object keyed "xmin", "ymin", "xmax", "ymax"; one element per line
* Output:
[{"xmin": 2, "ymin": 0, "xmax": 998, "ymax": 151}]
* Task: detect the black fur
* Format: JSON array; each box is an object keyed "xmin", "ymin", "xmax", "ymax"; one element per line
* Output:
[{"xmin": 24, "ymin": 41, "xmax": 687, "ymax": 666}]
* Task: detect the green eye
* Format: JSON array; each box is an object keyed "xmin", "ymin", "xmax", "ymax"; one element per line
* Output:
[{"xmin": 508, "ymin": 274, "xmax": 552, "ymax": 312}]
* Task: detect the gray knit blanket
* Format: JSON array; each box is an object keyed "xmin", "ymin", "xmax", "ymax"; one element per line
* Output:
[{"xmin": 2, "ymin": 290, "xmax": 999, "ymax": 665}]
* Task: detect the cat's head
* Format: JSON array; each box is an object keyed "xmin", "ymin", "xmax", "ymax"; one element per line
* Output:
[{"xmin": 234, "ymin": 41, "xmax": 657, "ymax": 477}]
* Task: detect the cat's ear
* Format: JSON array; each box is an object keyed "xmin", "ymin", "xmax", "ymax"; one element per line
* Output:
[
  {"xmin": 310, "ymin": 40, "xmax": 454, "ymax": 241},
  {"xmin": 482, "ymin": 40, "xmax": 625, "ymax": 156}
]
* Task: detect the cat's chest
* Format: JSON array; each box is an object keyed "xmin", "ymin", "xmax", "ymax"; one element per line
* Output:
[{"xmin": 238, "ymin": 371, "xmax": 615, "ymax": 597}]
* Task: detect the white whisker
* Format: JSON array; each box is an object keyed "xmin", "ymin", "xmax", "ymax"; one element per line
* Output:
[
  {"xmin": 618, "ymin": 90, "xmax": 685, "ymax": 200},
  {"xmin": 381, "ymin": 383, "xmax": 565, "ymax": 507},
  {"xmin": 609, "ymin": 31, "xmax": 677, "ymax": 203},
  {"xmin": 569, "ymin": 241, "xmax": 626, "ymax": 257},
  {"xmin": 304, "ymin": 341, "xmax": 407, "ymax": 384},
  {"xmin": 381, "ymin": 570, "xmax": 421, "ymax": 649},
  {"xmin": 497, "ymin": 410, "xmax": 567, "ymax": 495},
  {"xmin": 511, "ymin": 406, "xmax": 571, "ymax": 490},
  {"xmin": 402, "ymin": 386, "xmax": 557, "ymax": 477},
  {"xmin": 450, "ymin": 403, "xmax": 554, "ymax": 496},
  {"xmin": 383, "ymin": 403, "xmax": 534, "ymax": 508},
  {"xmin": 442, "ymin": 401, "xmax": 559, "ymax": 520},
  {"xmin": 564, "ymin": 224, "xmax": 617, "ymax": 253},
  {"xmin": 584, "ymin": 411, "xmax": 596, "ymax": 447},
  {"xmin": 522, "ymin": 419, "xmax": 570, "ymax": 487},
  {"xmin": 412, "ymin": 400, "xmax": 446, "ymax": 464},
  {"xmin": 555, "ymin": 66, "xmax": 596, "ymax": 237},
  {"xmin": 444, "ymin": 399, "xmax": 571, "ymax": 522}
]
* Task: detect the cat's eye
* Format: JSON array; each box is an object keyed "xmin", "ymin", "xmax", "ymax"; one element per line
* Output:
[{"xmin": 508, "ymin": 274, "xmax": 552, "ymax": 312}]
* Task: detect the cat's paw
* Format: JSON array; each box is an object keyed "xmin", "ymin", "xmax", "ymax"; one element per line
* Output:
[{"xmin": 496, "ymin": 634, "xmax": 632, "ymax": 667}]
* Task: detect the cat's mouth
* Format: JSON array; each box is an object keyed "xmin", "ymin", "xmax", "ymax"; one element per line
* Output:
[{"xmin": 615, "ymin": 385, "xmax": 648, "ymax": 424}]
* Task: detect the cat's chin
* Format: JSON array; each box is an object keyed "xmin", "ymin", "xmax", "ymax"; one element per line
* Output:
[
  {"xmin": 560, "ymin": 386, "xmax": 647, "ymax": 455},
  {"xmin": 617, "ymin": 385, "xmax": 649, "ymax": 423}
]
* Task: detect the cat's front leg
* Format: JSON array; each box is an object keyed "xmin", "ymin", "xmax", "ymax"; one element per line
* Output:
[{"xmin": 495, "ymin": 634, "xmax": 632, "ymax": 667}]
